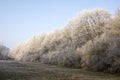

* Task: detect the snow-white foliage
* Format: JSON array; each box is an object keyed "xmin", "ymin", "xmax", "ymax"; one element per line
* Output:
[
  {"xmin": 10, "ymin": 33, "xmax": 47, "ymax": 61},
  {"xmin": 78, "ymin": 10, "xmax": 120, "ymax": 72},
  {"xmin": 10, "ymin": 8, "xmax": 120, "ymax": 73},
  {"xmin": 70, "ymin": 8, "xmax": 111, "ymax": 48}
]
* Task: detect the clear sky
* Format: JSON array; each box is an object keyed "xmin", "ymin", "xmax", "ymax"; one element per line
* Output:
[{"xmin": 0, "ymin": 0, "xmax": 120, "ymax": 48}]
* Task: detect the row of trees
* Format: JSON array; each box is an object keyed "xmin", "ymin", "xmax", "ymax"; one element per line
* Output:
[{"xmin": 10, "ymin": 8, "xmax": 120, "ymax": 73}]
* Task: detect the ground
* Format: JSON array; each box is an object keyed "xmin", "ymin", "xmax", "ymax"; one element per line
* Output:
[{"xmin": 0, "ymin": 60, "xmax": 120, "ymax": 80}]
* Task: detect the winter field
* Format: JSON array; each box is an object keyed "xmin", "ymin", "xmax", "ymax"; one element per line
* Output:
[{"xmin": 0, "ymin": 60, "xmax": 120, "ymax": 80}]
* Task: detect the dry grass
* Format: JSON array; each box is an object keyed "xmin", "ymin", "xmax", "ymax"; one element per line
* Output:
[{"xmin": 0, "ymin": 60, "xmax": 120, "ymax": 80}]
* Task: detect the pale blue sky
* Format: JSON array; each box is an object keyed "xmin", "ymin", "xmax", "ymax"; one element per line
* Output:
[{"xmin": 0, "ymin": 0, "xmax": 120, "ymax": 48}]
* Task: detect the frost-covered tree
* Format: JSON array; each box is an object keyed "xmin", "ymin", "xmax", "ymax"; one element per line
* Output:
[
  {"xmin": 78, "ymin": 9, "xmax": 120, "ymax": 73},
  {"xmin": 70, "ymin": 8, "xmax": 111, "ymax": 48},
  {"xmin": 10, "ymin": 33, "xmax": 47, "ymax": 61},
  {"xmin": 0, "ymin": 44, "xmax": 10, "ymax": 60}
]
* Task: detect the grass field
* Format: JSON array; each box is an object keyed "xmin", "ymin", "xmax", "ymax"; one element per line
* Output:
[{"xmin": 0, "ymin": 60, "xmax": 120, "ymax": 80}]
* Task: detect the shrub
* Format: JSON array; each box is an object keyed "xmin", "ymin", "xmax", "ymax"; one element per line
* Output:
[{"xmin": 0, "ymin": 44, "xmax": 10, "ymax": 60}]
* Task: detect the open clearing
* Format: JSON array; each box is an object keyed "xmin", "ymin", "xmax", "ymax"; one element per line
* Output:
[{"xmin": 0, "ymin": 60, "xmax": 120, "ymax": 80}]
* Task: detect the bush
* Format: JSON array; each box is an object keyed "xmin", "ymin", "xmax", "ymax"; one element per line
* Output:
[{"xmin": 0, "ymin": 44, "xmax": 10, "ymax": 60}]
